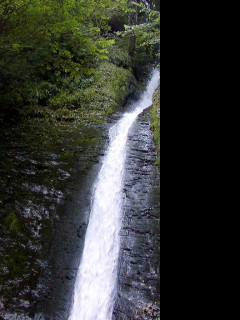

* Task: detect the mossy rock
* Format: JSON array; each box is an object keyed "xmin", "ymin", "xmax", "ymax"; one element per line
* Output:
[{"xmin": 4, "ymin": 211, "xmax": 23, "ymax": 233}]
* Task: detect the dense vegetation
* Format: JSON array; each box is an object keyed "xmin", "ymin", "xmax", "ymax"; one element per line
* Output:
[{"xmin": 0, "ymin": 0, "xmax": 160, "ymax": 121}]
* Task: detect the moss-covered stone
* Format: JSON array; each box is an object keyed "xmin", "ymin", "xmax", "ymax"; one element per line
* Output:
[{"xmin": 4, "ymin": 211, "xmax": 23, "ymax": 233}]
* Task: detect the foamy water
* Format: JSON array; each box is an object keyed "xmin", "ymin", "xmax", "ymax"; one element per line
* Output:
[{"xmin": 68, "ymin": 69, "xmax": 160, "ymax": 320}]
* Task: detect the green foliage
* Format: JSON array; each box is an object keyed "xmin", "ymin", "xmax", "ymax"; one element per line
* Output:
[
  {"xmin": 120, "ymin": 1, "xmax": 160, "ymax": 64},
  {"xmin": 0, "ymin": 0, "xmax": 157, "ymax": 117},
  {"xmin": 0, "ymin": 0, "xmax": 128, "ymax": 111},
  {"xmin": 107, "ymin": 41, "xmax": 131, "ymax": 68},
  {"xmin": 106, "ymin": 0, "xmax": 129, "ymax": 32},
  {"xmin": 49, "ymin": 61, "xmax": 134, "ymax": 116},
  {"xmin": 88, "ymin": 62, "xmax": 133, "ymax": 109}
]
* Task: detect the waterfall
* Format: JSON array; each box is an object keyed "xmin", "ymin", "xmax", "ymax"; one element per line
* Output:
[{"xmin": 68, "ymin": 69, "xmax": 160, "ymax": 320}]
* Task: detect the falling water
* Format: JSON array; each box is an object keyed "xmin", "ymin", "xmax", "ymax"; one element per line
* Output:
[{"xmin": 68, "ymin": 69, "xmax": 160, "ymax": 320}]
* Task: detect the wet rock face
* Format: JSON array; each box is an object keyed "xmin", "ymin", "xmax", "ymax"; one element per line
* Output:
[
  {"xmin": 0, "ymin": 106, "xmax": 160, "ymax": 319},
  {"xmin": 0, "ymin": 120, "xmax": 110, "ymax": 320},
  {"xmin": 113, "ymin": 109, "xmax": 160, "ymax": 320}
]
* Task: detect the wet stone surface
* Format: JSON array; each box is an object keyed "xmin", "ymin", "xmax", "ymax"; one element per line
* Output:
[
  {"xmin": 0, "ymin": 106, "xmax": 160, "ymax": 319},
  {"xmin": 0, "ymin": 118, "xmax": 112, "ymax": 319},
  {"xmin": 113, "ymin": 109, "xmax": 160, "ymax": 320}
]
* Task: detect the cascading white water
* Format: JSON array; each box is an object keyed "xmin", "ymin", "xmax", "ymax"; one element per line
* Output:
[{"xmin": 68, "ymin": 69, "xmax": 160, "ymax": 320}]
